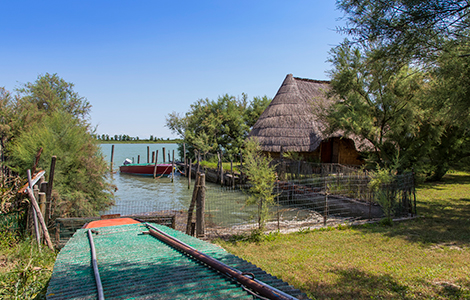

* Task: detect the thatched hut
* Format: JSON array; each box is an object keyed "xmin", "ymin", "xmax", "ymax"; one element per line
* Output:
[{"xmin": 249, "ymin": 74, "xmax": 370, "ymax": 165}]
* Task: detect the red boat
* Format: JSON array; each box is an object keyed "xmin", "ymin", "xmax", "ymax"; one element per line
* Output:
[{"xmin": 119, "ymin": 162, "xmax": 173, "ymax": 176}]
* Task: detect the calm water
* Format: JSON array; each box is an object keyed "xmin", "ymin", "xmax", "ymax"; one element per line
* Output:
[{"xmin": 99, "ymin": 143, "xmax": 253, "ymax": 226}]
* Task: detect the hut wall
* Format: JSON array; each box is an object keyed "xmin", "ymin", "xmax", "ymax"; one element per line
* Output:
[
  {"xmin": 263, "ymin": 137, "xmax": 364, "ymax": 166},
  {"xmin": 337, "ymin": 138, "xmax": 364, "ymax": 165}
]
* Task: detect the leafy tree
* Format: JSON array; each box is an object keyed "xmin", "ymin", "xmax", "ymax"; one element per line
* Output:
[
  {"xmin": 243, "ymin": 138, "xmax": 277, "ymax": 231},
  {"xmin": 166, "ymin": 93, "xmax": 271, "ymax": 160},
  {"xmin": 327, "ymin": 0, "xmax": 470, "ymax": 179},
  {"xmin": 337, "ymin": 0, "xmax": 470, "ymax": 64},
  {"xmin": 3, "ymin": 73, "xmax": 114, "ymax": 217},
  {"xmin": 323, "ymin": 42, "xmax": 429, "ymax": 172}
]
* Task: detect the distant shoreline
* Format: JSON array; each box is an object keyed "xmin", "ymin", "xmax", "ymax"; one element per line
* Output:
[{"xmin": 99, "ymin": 140, "xmax": 182, "ymax": 144}]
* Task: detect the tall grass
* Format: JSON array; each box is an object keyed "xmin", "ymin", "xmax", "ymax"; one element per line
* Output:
[{"xmin": 0, "ymin": 230, "xmax": 56, "ymax": 300}]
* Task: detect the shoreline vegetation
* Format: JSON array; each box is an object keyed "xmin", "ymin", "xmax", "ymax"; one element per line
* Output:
[
  {"xmin": 98, "ymin": 139, "xmax": 182, "ymax": 144},
  {"xmin": 2, "ymin": 171, "xmax": 469, "ymax": 299}
]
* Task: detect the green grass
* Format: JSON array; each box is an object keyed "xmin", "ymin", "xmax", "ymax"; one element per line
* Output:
[
  {"xmin": 0, "ymin": 231, "xmax": 56, "ymax": 300},
  {"xmin": 215, "ymin": 171, "xmax": 470, "ymax": 299}
]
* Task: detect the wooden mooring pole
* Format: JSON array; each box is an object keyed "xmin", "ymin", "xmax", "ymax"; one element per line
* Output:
[
  {"xmin": 186, "ymin": 173, "xmax": 200, "ymax": 235},
  {"xmin": 196, "ymin": 173, "xmax": 206, "ymax": 238},
  {"xmin": 110, "ymin": 145, "xmax": 114, "ymax": 172},
  {"xmin": 163, "ymin": 147, "xmax": 166, "ymax": 163},
  {"xmin": 147, "ymin": 146, "xmax": 150, "ymax": 163}
]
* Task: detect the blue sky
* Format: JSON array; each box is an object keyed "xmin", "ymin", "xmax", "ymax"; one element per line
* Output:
[{"xmin": 1, "ymin": 1, "xmax": 346, "ymax": 139}]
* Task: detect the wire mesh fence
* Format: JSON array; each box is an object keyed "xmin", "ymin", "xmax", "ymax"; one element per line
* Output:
[{"xmin": 50, "ymin": 170, "xmax": 415, "ymax": 243}]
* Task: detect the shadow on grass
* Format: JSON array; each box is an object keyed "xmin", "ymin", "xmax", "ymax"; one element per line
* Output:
[
  {"xmin": 307, "ymin": 267, "xmax": 470, "ymax": 300},
  {"xmin": 308, "ymin": 267, "xmax": 408, "ymax": 299}
]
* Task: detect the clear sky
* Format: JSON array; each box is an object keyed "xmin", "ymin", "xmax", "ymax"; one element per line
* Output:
[{"xmin": 1, "ymin": 1, "xmax": 346, "ymax": 139}]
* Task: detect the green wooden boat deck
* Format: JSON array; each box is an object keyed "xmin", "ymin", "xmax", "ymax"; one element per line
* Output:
[{"xmin": 46, "ymin": 223, "xmax": 309, "ymax": 299}]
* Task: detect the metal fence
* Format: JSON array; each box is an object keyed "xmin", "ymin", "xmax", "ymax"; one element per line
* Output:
[
  {"xmin": 51, "ymin": 171, "xmax": 415, "ymax": 243},
  {"xmin": 204, "ymin": 172, "xmax": 415, "ymax": 236}
]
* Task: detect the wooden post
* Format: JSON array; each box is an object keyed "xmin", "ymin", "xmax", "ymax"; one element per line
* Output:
[
  {"xmin": 220, "ymin": 152, "xmax": 224, "ymax": 186},
  {"xmin": 46, "ymin": 156, "xmax": 56, "ymax": 221},
  {"xmin": 239, "ymin": 152, "xmax": 243, "ymax": 184},
  {"xmin": 171, "ymin": 150, "xmax": 175, "ymax": 182},
  {"xmin": 168, "ymin": 153, "xmax": 171, "ymax": 163},
  {"xmin": 156, "ymin": 150, "xmax": 159, "ymax": 164},
  {"xmin": 153, "ymin": 150, "xmax": 159, "ymax": 179},
  {"xmin": 147, "ymin": 146, "xmax": 150, "ymax": 163},
  {"xmin": 188, "ymin": 159, "xmax": 192, "ymax": 189},
  {"xmin": 31, "ymin": 147, "xmax": 43, "ymax": 176},
  {"xmin": 183, "ymin": 144, "xmax": 187, "ymax": 177},
  {"xmin": 230, "ymin": 159, "xmax": 234, "ymax": 188},
  {"xmin": 163, "ymin": 147, "xmax": 166, "ymax": 163},
  {"xmin": 196, "ymin": 173, "xmax": 206, "ymax": 238},
  {"xmin": 137, "ymin": 155, "xmax": 140, "ymax": 164},
  {"xmin": 110, "ymin": 145, "xmax": 114, "ymax": 172},
  {"xmin": 324, "ymin": 183, "xmax": 329, "ymax": 226},
  {"xmin": 28, "ymin": 170, "xmax": 41, "ymax": 248},
  {"xmin": 152, "ymin": 151, "xmax": 155, "ymax": 164},
  {"xmin": 196, "ymin": 151, "xmax": 200, "ymax": 173},
  {"xmin": 27, "ymin": 170, "xmax": 54, "ymax": 251},
  {"xmin": 186, "ymin": 173, "xmax": 200, "ymax": 235}
]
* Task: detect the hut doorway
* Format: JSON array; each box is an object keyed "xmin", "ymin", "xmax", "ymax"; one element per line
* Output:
[{"xmin": 320, "ymin": 138, "xmax": 339, "ymax": 163}]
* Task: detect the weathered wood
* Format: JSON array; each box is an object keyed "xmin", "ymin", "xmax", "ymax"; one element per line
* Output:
[
  {"xmin": 168, "ymin": 153, "xmax": 171, "ymax": 163},
  {"xmin": 147, "ymin": 146, "xmax": 150, "ymax": 163},
  {"xmin": 196, "ymin": 150, "xmax": 200, "ymax": 173},
  {"xmin": 230, "ymin": 159, "xmax": 234, "ymax": 188},
  {"xmin": 27, "ymin": 170, "xmax": 54, "ymax": 251},
  {"xmin": 163, "ymin": 147, "xmax": 166, "ymax": 163},
  {"xmin": 110, "ymin": 145, "xmax": 114, "ymax": 172},
  {"xmin": 183, "ymin": 144, "xmax": 187, "ymax": 177},
  {"xmin": 196, "ymin": 173, "xmax": 206, "ymax": 238},
  {"xmin": 153, "ymin": 150, "xmax": 159, "ymax": 179},
  {"xmin": 27, "ymin": 171, "xmax": 41, "ymax": 248},
  {"xmin": 137, "ymin": 155, "xmax": 140, "ymax": 164},
  {"xmin": 38, "ymin": 192, "xmax": 46, "ymax": 219},
  {"xmin": 171, "ymin": 150, "xmax": 175, "ymax": 182},
  {"xmin": 186, "ymin": 173, "xmax": 200, "ymax": 235},
  {"xmin": 152, "ymin": 151, "xmax": 155, "ymax": 164},
  {"xmin": 31, "ymin": 147, "xmax": 43, "ymax": 176},
  {"xmin": 47, "ymin": 156, "xmax": 56, "ymax": 221},
  {"xmin": 188, "ymin": 159, "xmax": 192, "ymax": 189}
]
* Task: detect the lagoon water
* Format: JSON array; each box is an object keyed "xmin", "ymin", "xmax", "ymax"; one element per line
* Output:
[{"xmin": 99, "ymin": 143, "xmax": 253, "ymax": 227}]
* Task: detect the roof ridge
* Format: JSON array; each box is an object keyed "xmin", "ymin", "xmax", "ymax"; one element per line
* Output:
[{"xmin": 293, "ymin": 76, "xmax": 330, "ymax": 84}]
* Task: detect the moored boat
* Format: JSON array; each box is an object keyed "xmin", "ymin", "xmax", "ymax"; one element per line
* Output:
[{"xmin": 119, "ymin": 159, "xmax": 173, "ymax": 176}]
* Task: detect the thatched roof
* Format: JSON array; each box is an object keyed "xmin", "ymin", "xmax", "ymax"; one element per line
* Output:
[{"xmin": 249, "ymin": 74, "xmax": 370, "ymax": 153}]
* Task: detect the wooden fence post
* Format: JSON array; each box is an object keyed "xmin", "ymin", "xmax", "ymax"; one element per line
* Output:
[
  {"xmin": 110, "ymin": 145, "xmax": 114, "ymax": 172},
  {"xmin": 196, "ymin": 173, "xmax": 206, "ymax": 238},
  {"xmin": 186, "ymin": 173, "xmax": 200, "ymax": 235},
  {"xmin": 27, "ymin": 170, "xmax": 54, "ymax": 251},
  {"xmin": 46, "ymin": 156, "xmax": 56, "ymax": 221},
  {"xmin": 188, "ymin": 159, "xmax": 192, "ymax": 189},
  {"xmin": 183, "ymin": 144, "xmax": 187, "ymax": 177}
]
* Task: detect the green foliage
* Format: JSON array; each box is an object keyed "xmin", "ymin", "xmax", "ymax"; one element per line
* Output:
[
  {"xmin": 243, "ymin": 138, "xmax": 277, "ymax": 231},
  {"xmin": 2, "ymin": 73, "xmax": 114, "ymax": 217},
  {"xmin": 166, "ymin": 93, "xmax": 271, "ymax": 159},
  {"xmin": 368, "ymin": 166, "xmax": 396, "ymax": 221},
  {"xmin": 325, "ymin": 42, "xmax": 429, "ymax": 172},
  {"xmin": 332, "ymin": 1, "xmax": 470, "ymax": 180}
]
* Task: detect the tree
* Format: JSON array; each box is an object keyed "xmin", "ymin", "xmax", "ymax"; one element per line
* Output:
[
  {"xmin": 337, "ymin": 0, "xmax": 470, "ymax": 64},
  {"xmin": 323, "ymin": 42, "xmax": 429, "ymax": 171},
  {"xmin": 328, "ymin": 0, "xmax": 470, "ymax": 179},
  {"xmin": 3, "ymin": 73, "xmax": 114, "ymax": 217},
  {"xmin": 243, "ymin": 138, "xmax": 277, "ymax": 231},
  {"xmin": 166, "ymin": 94, "xmax": 271, "ymax": 159}
]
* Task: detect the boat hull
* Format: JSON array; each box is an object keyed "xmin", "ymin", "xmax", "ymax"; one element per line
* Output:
[{"xmin": 119, "ymin": 163, "xmax": 173, "ymax": 176}]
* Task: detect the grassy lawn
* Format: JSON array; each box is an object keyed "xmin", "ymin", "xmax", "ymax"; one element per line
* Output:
[{"xmin": 215, "ymin": 171, "xmax": 470, "ymax": 299}]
